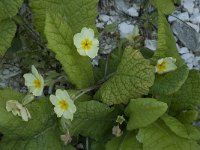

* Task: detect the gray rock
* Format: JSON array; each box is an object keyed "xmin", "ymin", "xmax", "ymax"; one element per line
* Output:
[{"xmin": 172, "ymin": 20, "xmax": 200, "ymax": 52}]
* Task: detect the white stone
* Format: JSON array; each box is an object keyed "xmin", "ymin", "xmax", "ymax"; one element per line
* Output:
[
  {"xmin": 182, "ymin": 0, "xmax": 194, "ymax": 14},
  {"xmin": 193, "ymin": 8, "xmax": 199, "ymax": 14},
  {"xmin": 187, "ymin": 63, "xmax": 193, "ymax": 69},
  {"xmin": 98, "ymin": 15, "xmax": 110, "ymax": 22},
  {"xmin": 181, "ymin": 53, "xmax": 194, "ymax": 60},
  {"xmin": 186, "ymin": 22, "xmax": 200, "ymax": 32},
  {"xmin": 118, "ymin": 22, "xmax": 135, "ymax": 39},
  {"xmin": 96, "ymin": 22, "xmax": 104, "ymax": 29},
  {"xmin": 177, "ymin": 12, "xmax": 189, "ymax": 21},
  {"xmin": 179, "ymin": 47, "xmax": 189, "ymax": 54},
  {"xmin": 168, "ymin": 16, "xmax": 177, "ymax": 22},
  {"xmin": 190, "ymin": 13, "xmax": 200, "ymax": 24},
  {"xmin": 127, "ymin": 7, "xmax": 138, "ymax": 17},
  {"xmin": 194, "ymin": 56, "xmax": 200, "ymax": 67},
  {"xmin": 144, "ymin": 39, "xmax": 157, "ymax": 51}
]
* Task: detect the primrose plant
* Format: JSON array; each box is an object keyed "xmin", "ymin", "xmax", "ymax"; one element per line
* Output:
[{"xmin": 0, "ymin": 0, "xmax": 200, "ymax": 150}]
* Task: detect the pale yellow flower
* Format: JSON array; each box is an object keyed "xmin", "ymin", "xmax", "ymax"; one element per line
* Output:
[
  {"xmin": 155, "ymin": 57, "xmax": 177, "ymax": 74},
  {"xmin": 23, "ymin": 65, "xmax": 44, "ymax": 96},
  {"xmin": 50, "ymin": 89, "xmax": 76, "ymax": 120},
  {"xmin": 73, "ymin": 27, "xmax": 99, "ymax": 59},
  {"xmin": 6, "ymin": 100, "xmax": 31, "ymax": 122}
]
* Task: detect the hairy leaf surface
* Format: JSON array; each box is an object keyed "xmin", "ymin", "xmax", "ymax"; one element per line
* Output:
[
  {"xmin": 0, "ymin": 19, "xmax": 17, "ymax": 57},
  {"xmin": 0, "ymin": 89, "xmax": 53, "ymax": 138},
  {"xmin": 139, "ymin": 121, "xmax": 200, "ymax": 150},
  {"xmin": 161, "ymin": 114, "xmax": 200, "ymax": 140},
  {"xmin": 150, "ymin": 0, "xmax": 176, "ymax": 15},
  {"xmin": 125, "ymin": 98, "xmax": 167, "ymax": 130},
  {"xmin": 69, "ymin": 101, "xmax": 118, "ymax": 140},
  {"xmin": 161, "ymin": 70, "xmax": 200, "ymax": 113},
  {"xmin": 0, "ymin": 126, "xmax": 65, "ymax": 150},
  {"xmin": 105, "ymin": 132, "xmax": 142, "ymax": 150},
  {"xmin": 0, "ymin": 0, "xmax": 23, "ymax": 21},
  {"xmin": 97, "ymin": 48, "xmax": 155, "ymax": 105}
]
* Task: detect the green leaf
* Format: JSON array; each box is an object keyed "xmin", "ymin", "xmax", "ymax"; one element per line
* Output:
[
  {"xmin": 177, "ymin": 110, "xmax": 198, "ymax": 124},
  {"xmin": 125, "ymin": 98, "xmax": 168, "ymax": 130},
  {"xmin": 0, "ymin": 89, "xmax": 53, "ymax": 138},
  {"xmin": 161, "ymin": 70, "xmax": 200, "ymax": 113},
  {"xmin": 45, "ymin": 12, "xmax": 94, "ymax": 89},
  {"xmin": 161, "ymin": 114, "xmax": 200, "ymax": 140},
  {"xmin": 0, "ymin": 19, "xmax": 17, "ymax": 57},
  {"xmin": 105, "ymin": 132, "xmax": 142, "ymax": 150},
  {"xmin": 0, "ymin": 126, "xmax": 64, "ymax": 150},
  {"xmin": 69, "ymin": 101, "xmax": 118, "ymax": 140},
  {"xmin": 91, "ymin": 141, "xmax": 106, "ymax": 150},
  {"xmin": 150, "ymin": 0, "xmax": 176, "ymax": 15},
  {"xmin": 97, "ymin": 47, "xmax": 155, "ymax": 105},
  {"xmin": 139, "ymin": 121, "xmax": 200, "ymax": 150},
  {"xmin": 151, "ymin": 13, "xmax": 189, "ymax": 96},
  {"xmin": 31, "ymin": 0, "xmax": 98, "ymax": 35},
  {"xmin": 0, "ymin": 0, "xmax": 23, "ymax": 21}
]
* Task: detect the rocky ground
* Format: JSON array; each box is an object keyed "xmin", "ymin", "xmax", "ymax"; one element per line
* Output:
[{"xmin": 1, "ymin": 0, "xmax": 200, "ymax": 91}]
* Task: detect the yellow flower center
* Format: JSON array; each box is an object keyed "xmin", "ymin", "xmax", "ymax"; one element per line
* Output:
[
  {"xmin": 81, "ymin": 38, "xmax": 93, "ymax": 50},
  {"xmin": 34, "ymin": 79, "xmax": 42, "ymax": 88},
  {"xmin": 59, "ymin": 100, "xmax": 69, "ymax": 110},
  {"xmin": 157, "ymin": 62, "xmax": 167, "ymax": 72}
]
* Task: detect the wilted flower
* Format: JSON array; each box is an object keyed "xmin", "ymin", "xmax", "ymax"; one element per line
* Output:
[
  {"xmin": 6, "ymin": 100, "xmax": 31, "ymax": 122},
  {"xmin": 50, "ymin": 89, "xmax": 76, "ymax": 120},
  {"xmin": 116, "ymin": 115, "xmax": 125, "ymax": 125},
  {"xmin": 112, "ymin": 125, "xmax": 123, "ymax": 137},
  {"xmin": 23, "ymin": 65, "xmax": 44, "ymax": 96},
  {"xmin": 155, "ymin": 57, "xmax": 177, "ymax": 74},
  {"xmin": 60, "ymin": 132, "xmax": 72, "ymax": 145},
  {"xmin": 73, "ymin": 27, "xmax": 99, "ymax": 59}
]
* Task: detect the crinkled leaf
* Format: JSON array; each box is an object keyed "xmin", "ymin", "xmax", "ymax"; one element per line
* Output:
[
  {"xmin": 125, "ymin": 98, "xmax": 167, "ymax": 130},
  {"xmin": 0, "ymin": 89, "xmax": 53, "ymax": 138},
  {"xmin": 161, "ymin": 70, "xmax": 200, "ymax": 113},
  {"xmin": 0, "ymin": 0, "xmax": 23, "ymax": 21},
  {"xmin": 105, "ymin": 132, "xmax": 142, "ymax": 150},
  {"xmin": 177, "ymin": 110, "xmax": 198, "ymax": 124},
  {"xmin": 97, "ymin": 47, "xmax": 155, "ymax": 105},
  {"xmin": 0, "ymin": 126, "xmax": 64, "ymax": 150},
  {"xmin": 150, "ymin": 0, "xmax": 176, "ymax": 15},
  {"xmin": 31, "ymin": 0, "xmax": 98, "ymax": 35},
  {"xmin": 161, "ymin": 114, "xmax": 200, "ymax": 140},
  {"xmin": 139, "ymin": 121, "xmax": 200, "ymax": 150},
  {"xmin": 45, "ymin": 12, "xmax": 94, "ymax": 88},
  {"xmin": 0, "ymin": 19, "xmax": 17, "ymax": 57},
  {"xmin": 151, "ymin": 13, "xmax": 189, "ymax": 95},
  {"xmin": 69, "ymin": 101, "xmax": 118, "ymax": 140}
]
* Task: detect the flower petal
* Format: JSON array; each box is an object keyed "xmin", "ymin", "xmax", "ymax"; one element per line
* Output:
[
  {"xmin": 50, "ymin": 95, "xmax": 59, "ymax": 106},
  {"xmin": 31, "ymin": 65, "xmax": 40, "ymax": 79},
  {"xmin": 63, "ymin": 111, "xmax": 73, "ymax": 120},
  {"xmin": 73, "ymin": 33, "xmax": 84, "ymax": 48},
  {"xmin": 85, "ymin": 45, "xmax": 99, "ymax": 59},
  {"xmin": 32, "ymin": 87, "xmax": 44, "ymax": 96},
  {"xmin": 23, "ymin": 74, "xmax": 36, "ymax": 86},
  {"xmin": 20, "ymin": 107, "xmax": 29, "ymax": 122},
  {"xmin": 54, "ymin": 106, "xmax": 64, "ymax": 118},
  {"xmin": 81, "ymin": 27, "xmax": 94, "ymax": 39},
  {"xmin": 77, "ymin": 48, "xmax": 87, "ymax": 56}
]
